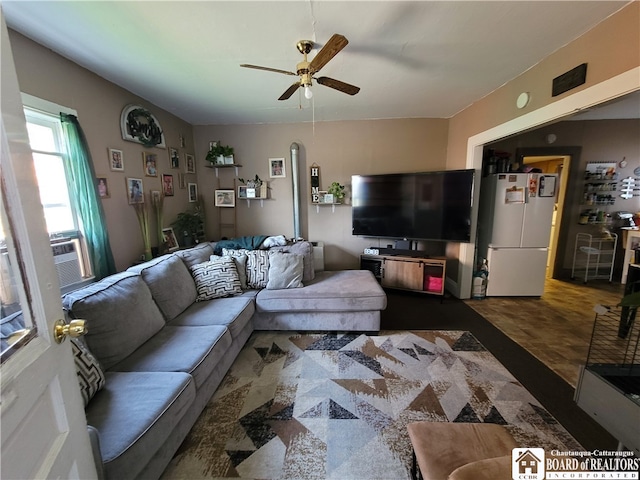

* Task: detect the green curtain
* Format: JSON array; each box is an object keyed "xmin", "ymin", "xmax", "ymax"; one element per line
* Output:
[{"xmin": 60, "ymin": 113, "xmax": 116, "ymax": 280}]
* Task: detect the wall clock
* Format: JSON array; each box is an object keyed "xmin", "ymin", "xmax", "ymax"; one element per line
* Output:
[{"xmin": 120, "ymin": 104, "xmax": 166, "ymax": 148}]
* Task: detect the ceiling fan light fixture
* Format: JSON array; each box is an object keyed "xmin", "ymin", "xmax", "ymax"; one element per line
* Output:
[{"xmin": 304, "ymin": 85, "xmax": 313, "ymax": 99}]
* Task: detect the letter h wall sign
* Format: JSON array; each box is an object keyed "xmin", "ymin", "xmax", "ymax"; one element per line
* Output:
[{"xmin": 310, "ymin": 164, "xmax": 321, "ymax": 204}]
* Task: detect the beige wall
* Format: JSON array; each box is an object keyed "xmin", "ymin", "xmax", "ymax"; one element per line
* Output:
[
  {"xmin": 9, "ymin": 31, "xmax": 197, "ymax": 271},
  {"xmin": 446, "ymin": 2, "xmax": 640, "ymax": 169},
  {"xmin": 8, "ymin": 1, "xmax": 639, "ymax": 286},
  {"xmin": 194, "ymin": 119, "xmax": 449, "ymax": 270}
]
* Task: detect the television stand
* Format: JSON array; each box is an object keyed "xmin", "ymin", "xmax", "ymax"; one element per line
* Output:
[{"xmin": 360, "ymin": 254, "xmax": 446, "ymax": 298}]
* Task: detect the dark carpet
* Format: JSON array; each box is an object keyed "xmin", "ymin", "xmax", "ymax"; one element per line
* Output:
[{"xmin": 381, "ymin": 289, "xmax": 618, "ymax": 451}]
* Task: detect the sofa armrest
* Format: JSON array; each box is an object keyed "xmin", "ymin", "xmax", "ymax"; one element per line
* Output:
[{"xmin": 87, "ymin": 425, "xmax": 105, "ymax": 480}]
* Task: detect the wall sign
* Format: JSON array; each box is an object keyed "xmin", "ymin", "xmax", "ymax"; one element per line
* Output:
[
  {"xmin": 310, "ymin": 163, "xmax": 320, "ymax": 203},
  {"xmin": 120, "ymin": 104, "xmax": 166, "ymax": 148}
]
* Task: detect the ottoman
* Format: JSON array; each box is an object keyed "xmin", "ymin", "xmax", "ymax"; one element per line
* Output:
[{"xmin": 406, "ymin": 422, "xmax": 518, "ymax": 480}]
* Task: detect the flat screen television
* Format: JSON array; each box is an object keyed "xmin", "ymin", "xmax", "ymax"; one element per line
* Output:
[{"xmin": 351, "ymin": 169, "xmax": 475, "ymax": 242}]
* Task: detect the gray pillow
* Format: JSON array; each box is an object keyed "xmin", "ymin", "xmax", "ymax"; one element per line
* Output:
[
  {"xmin": 191, "ymin": 257, "xmax": 242, "ymax": 300},
  {"xmin": 174, "ymin": 243, "xmax": 215, "ymax": 269},
  {"xmin": 266, "ymin": 251, "xmax": 304, "ymax": 290},
  {"xmin": 127, "ymin": 254, "xmax": 197, "ymax": 321},
  {"xmin": 270, "ymin": 241, "xmax": 315, "ymax": 281}
]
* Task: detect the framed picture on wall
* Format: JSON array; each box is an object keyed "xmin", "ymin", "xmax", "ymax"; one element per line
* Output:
[
  {"xmin": 269, "ymin": 157, "xmax": 285, "ymax": 178},
  {"xmin": 142, "ymin": 152, "xmax": 158, "ymax": 177},
  {"xmin": 126, "ymin": 177, "xmax": 144, "ymax": 204},
  {"xmin": 162, "ymin": 174, "xmax": 174, "ymax": 196},
  {"xmin": 96, "ymin": 176, "xmax": 110, "ymax": 198},
  {"xmin": 215, "ymin": 189, "xmax": 235, "ymax": 207},
  {"xmin": 108, "ymin": 148, "xmax": 124, "ymax": 171},
  {"xmin": 188, "ymin": 182, "xmax": 198, "ymax": 202},
  {"xmin": 168, "ymin": 147, "xmax": 180, "ymax": 169},
  {"xmin": 185, "ymin": 153, "xmax": 196, "ymax": 174}
]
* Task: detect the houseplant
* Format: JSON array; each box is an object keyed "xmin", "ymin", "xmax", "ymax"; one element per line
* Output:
[
  {"xmin": 327, "ymin": 181, "xmax": 345, "ymax": 203},
  {"xmin": 205, "ymin": 143, "xmax": 226, "ymax": 165},
  {"xmin": 239, "ymin": 174, "xmax": 268, "ymax": 198},
  {"xmin": 132, "ymin": 201, "xmax": 152, "ymax": 260},
  {"xmin": 206, "ymin": 143, "xmax": 235, "ymax": 165},
  {"xmin": 171, "ymin": 210, "xmax": 203, "ymax": 247}
]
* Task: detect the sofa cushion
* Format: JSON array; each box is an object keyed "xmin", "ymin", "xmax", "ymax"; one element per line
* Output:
[
  {"xmin": 71, "ymin": 338, "xmax": 105, "ymax": 407},
  {"xmin": 85, "ymin": 371, "xmax": 195, "ymax": 480},
  {"xmin": 174, "ymin": 242, "xmax": 215, "ymax": 269},
  {"xmin": 109, "ymin": 325, "xmax": 232, "ymax": 388},
  {"xmin": 256, "ymin": 270, "xmax": 387, "ymax": 312},
  {"xmin": 191, "ymin": 257, "xmax": 242, "ymax": 300},
  {"xmin": 169, "ymin": 296, "xmax": 255, "ymax": 339},
  {"xmin": 269, "ymin": 240, "xmax": 315, "ymax": 281},
  {"xmin": 267, "ymin": 251, "xmax": 304, "ymax": 290},
  {"xmin": 62, "ymin": 272, "xmax": 166, "ymax": 370},
  {"xmin": 127, "ymin": 254, "xmax": 197, "ymax": 321},
  {"xmin": 215, "ymin": 252, "xmax": 248, "ymax": 289}
]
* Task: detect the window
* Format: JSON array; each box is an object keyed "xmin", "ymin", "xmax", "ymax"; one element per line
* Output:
[
  {"xmin": 24, "ymin": 108, "xmax": 77, "ymax": 234},
  {"xmin": 21, "ymin": 95, "xmax": 92, "ymax": 282}
]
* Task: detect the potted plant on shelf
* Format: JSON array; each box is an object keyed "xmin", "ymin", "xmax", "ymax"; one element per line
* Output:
[
  {"xmin": 205, "ymin": 143, "xmax": 234, "ymax": 165},
  {"xmin": 171, "ymin": 210, "xmax": 203, "ymax": 247},
  {"xmin": 327, "ymin": 181, "xmax": 345, "ymax": 203},
  {"xmin": 222, "ymin": 145, "xmax": 235, "ymax": 165},
  {"xmin": 239, "ymin": 174, "xmax": 268, "ymax": 198}
]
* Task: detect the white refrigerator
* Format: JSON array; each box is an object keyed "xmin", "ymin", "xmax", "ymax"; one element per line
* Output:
[{"xmin": 477, "ymin": 173, "xmax": 557, "ymax": 296}]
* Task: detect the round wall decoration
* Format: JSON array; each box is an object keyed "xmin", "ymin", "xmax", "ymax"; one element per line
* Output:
[{"xmin": 120, "ymin": 104, "xmax": 166, "ymax": 148}]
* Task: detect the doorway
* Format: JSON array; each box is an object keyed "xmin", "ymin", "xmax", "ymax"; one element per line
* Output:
[{"xmin": 515, "ymin": 146, "xmax": 583, "ymax": 282}]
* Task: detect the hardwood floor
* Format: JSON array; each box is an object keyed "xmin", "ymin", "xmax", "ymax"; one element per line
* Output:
[{"xmin": 464, "ymin": 277, "xmax": 626, "ymax": 387}]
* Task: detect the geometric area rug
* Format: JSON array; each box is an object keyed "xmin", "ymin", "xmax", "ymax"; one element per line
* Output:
[{"xmin": 162, "ymin": 331, "xmax": 582, "ymax": 479}]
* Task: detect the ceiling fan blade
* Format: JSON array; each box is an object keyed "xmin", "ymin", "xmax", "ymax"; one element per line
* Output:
[
  {"xmin": 308, "ymin": 34, "xmax": 349, "ymax": 74},
  {"xmin": 240, "ymin": 64, "xmax": 297, "ymax": 76},
  {"xmin": 316, "ymin": 77, "xmax": 360, "ymax": 96},
  {"xmin": 278, "ymin": 82, "xmax": 301, "ymax": 100}
]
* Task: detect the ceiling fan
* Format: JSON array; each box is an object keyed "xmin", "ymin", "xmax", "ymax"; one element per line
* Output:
[{"xmin": 240, "ymin": 33, "xmax": 360, "ymax": 101}]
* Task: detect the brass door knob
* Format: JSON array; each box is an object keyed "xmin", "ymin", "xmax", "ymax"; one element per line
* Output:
[{"xmin": 53, "ymin": 319, "xmax": 87, "ymax": 344}]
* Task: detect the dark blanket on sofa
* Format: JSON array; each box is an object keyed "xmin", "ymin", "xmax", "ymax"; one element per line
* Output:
[{"xmin": 213, "ymin": 235, "xmax": 268, "ymax": 255}]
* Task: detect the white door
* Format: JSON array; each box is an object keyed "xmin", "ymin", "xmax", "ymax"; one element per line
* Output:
[
  {"xmin": 0, "ymin": 12, "xmax": 97, "ymax": 480},
  {"xmin": 521, "ymin": 175, "xmax": 557, "ymax": 248},
  {"xmin": 487, "ymin": 174, "xmax": 527, "ymax": 248},
  {"xmin": 486, "ymin": 247, "xmax": 548, "ymax": 296}
]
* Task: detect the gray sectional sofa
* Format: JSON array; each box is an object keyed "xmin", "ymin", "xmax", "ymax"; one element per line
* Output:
[{"xmin": 62, "ymin": 241, "xmax": 387, "ymax": 480}]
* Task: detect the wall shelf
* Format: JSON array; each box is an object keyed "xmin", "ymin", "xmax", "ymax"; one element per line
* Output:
[{"xmin": 205, "ymin": 163, "xmax": 242, "ymax": 178}]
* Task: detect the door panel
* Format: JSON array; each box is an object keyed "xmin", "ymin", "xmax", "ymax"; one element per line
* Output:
[
  {"xmin": 0, "ymin": 12, "xmax": 96, "ymax": 479},
  {"xmin": 486, "ymin": 247, "xmax": 548, "ymax": 296},
  {"xmin": 382, "ymin": 258, "xmax": 424, "ymax": 290},
  {"xmin": 521, "ymin": 176, "xmax": 556, "ymax": 248},
  {"xmin": 488, "ymin": 175, "xmax": 526, "ymax": 248}
]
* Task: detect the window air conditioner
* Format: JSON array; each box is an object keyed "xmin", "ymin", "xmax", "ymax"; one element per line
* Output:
[{"xmin": 52, "ymin": 241, "xmax": 82, "ymax": 289}]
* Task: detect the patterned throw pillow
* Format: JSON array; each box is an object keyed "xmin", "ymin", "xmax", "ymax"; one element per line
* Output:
[
  {"xmin": 216, "ymin": 252, "xmax": 248, "ymax": 289},
  {"xmin": 191, "ymin": 256, "xmax": 242, "ymax": 301},
  {"xmin": 71, "ymin": 338, "xmax": 106, "ymax": 407},
  {"xmin": 245, "ymin": 250, "xmax": 270, "ymax": 289},
  {"xmin": 222, "ymin": 248, "xmax": 270, "ymax": 289}
]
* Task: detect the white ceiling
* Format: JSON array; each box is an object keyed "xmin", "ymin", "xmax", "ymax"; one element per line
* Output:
[{"xmin": 2, "ymin": 1, "xmax": 634, "ymax": 125}]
